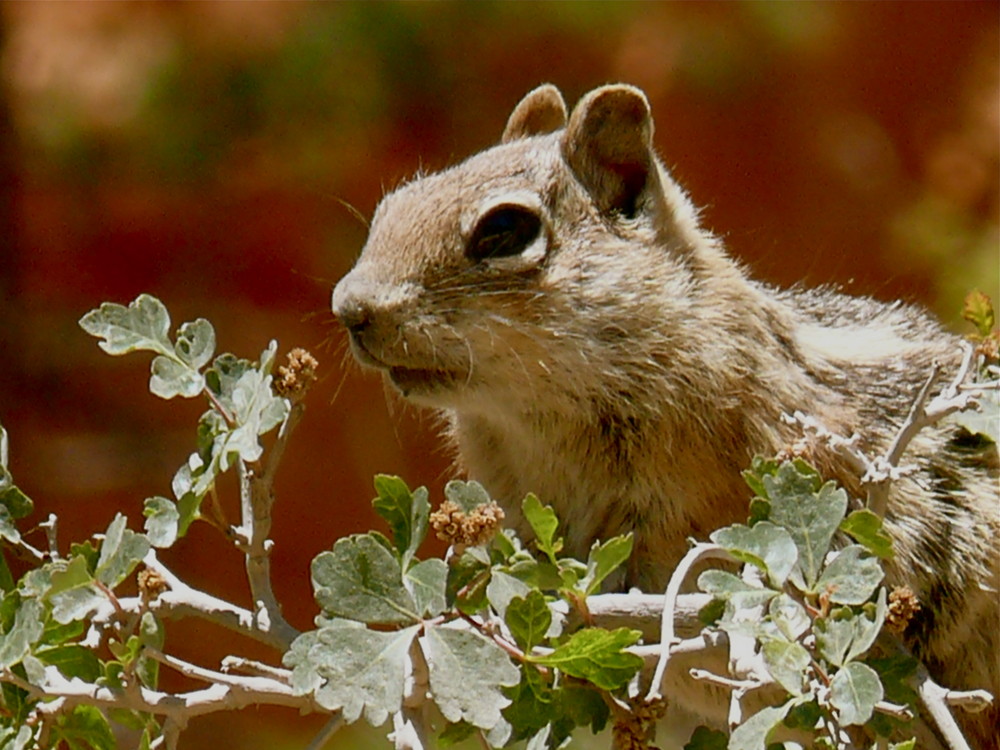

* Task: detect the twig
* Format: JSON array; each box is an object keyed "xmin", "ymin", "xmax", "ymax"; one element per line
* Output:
[
  {"xmin": 0, "ymin": 663, "xmax": 320, "ymax": 724},
  {"xmin": 390, "ymin": 707, "xmax": 426, "ymax": 750},
  {"xmin": 236, "ymin": 397, "xmax": 307, "ymax": 648},
  {"xmin": 646, "ymin": 542, "xmax": 734, "ymax": 701},
  {"xmin": 85, "ymin": 550, "xmax": 296, "ymax": 650},
  {"xmin": 220, "ymin": 656, "xmax": 291, "ymax": 683},
  {"xmin": 304, "ymin": 715, "xmax": 345, "ymax": 750}
]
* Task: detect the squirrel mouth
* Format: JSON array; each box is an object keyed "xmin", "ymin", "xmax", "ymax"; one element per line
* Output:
[{"xmin": 388, "ymin": 366, "xmax": 458, "ymax": 394}]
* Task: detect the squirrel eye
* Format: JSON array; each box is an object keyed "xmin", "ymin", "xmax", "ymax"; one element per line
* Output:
[{"xmin": 466, "ymin": 205, "xmax": 542, "ymax": 262}]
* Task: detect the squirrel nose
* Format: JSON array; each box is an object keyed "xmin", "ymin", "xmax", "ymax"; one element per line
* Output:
[{"xmin": 331, "ymin": 274, "xmax": 374, "ymax": 334}]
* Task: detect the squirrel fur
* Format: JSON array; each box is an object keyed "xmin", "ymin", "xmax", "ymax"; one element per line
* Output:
[{"xmin": 333, "ymin": 84, "xmax": 999, "ymax": 747}]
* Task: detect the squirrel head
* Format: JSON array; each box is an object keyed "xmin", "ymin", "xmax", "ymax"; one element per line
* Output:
[{"xmin": 333, "ymin": 84, "xmax": 713, "ymax": 412}]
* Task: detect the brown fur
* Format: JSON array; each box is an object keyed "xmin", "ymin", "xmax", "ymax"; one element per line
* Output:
[{"xmin": 333, "ymin": 84, "xmax": 999, "ymax": 747}]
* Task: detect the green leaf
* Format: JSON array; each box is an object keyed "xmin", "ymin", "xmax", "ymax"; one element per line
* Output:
[
  {"xmin": 764, "ymin": 462, "xmax": 848, "ymax": 590},
  {"xmin": 422, "ymin": 625, "xmax": 519, "ymax": 729},
  {"xmin": 840, "ymin": 509, "xmax": 894, "ymax": 560},
  {"xmin": 0, "ymin": 598, "xmax": 44, "ymax": 668},
  {"xmin": 761, "ymin": 639, "xmax": 810, "ymax": 696},
  {"xmin": 533, "ymin": 627, "xmax": 642, "ymax": 690},
  {"xmin": 79, "ymin": 294, "xmax": 173, "ymax": 357},
  {"xmin": 444, "ymin": 480, "xmax": 493, "ymax": 513},
  {"xmin": 311, "ymin": 534, "xmax": 419, "ymax": 625},
  {"xmin": 95, "ymin": 514, "xmax": 150, "ymax": 588},
  {"xmin": 729, "ymin": 700, "xmax": 796, "ymax": 750},
  {"xmin": 521, "ymin": 494, "xmax": 562, "ymax": 562},
  {"xmin": 0, "ymin": 471, "xmax": 33, "ymax": 521},
  {"xmin": 742, "ymin": 456, "xmax": 781, "ymax": 498},
  {"xmin": 371, "ymin": 475, "xmax": 430, "ymax": 568},
  {"xmin": 683, "ymin": 726, "xmax": 729, "ymax": 750},
  {"xmin": 446, "ymin": 546, "xmax": 492, "ymax": 615},
  {"xmin": 502, "ymin": 667, "xmax": 554, "ymax": 741},
  {"xmin": 816, "ymin": 545, "xmax": 883, "ymax": 605},
  {"xmin": 437, "ymin": 722, "xmax": 478, "ymax": 746},
  {"xmin": 36, "ymin": 644, "xmax": 101, "ymax": 682},
  {"xmin": 845, "ymin": 587, "xmax": 887, "ymax": 662},
  {"xmin": 505, "ymin": 591, "xmax": 552, "ymax": 652},
  {"xmin": 867, "ymin": 654, "xmax": 919, "ymax": 706},
  {"xmin": 284, "ymin": 620, "xmax": 419, "ymax": 725},
  {"xmin": 405, "ymin": 558, "xmax": 447, "ymax": 618},
  {"xmin": 51, "ymin": 704, "xmax": 116, "ymax": 750},
  {"xmin": 46, "ymin": 556, "xmax": 105, "ymax": 624},
  {"xmin": 710, "ymin": 522, "xmax": 797, "ymax": 587},
  {"xmin": 830, "ymin": 661, "xmax": 883, "ymax": 725},
  {"xmin": 582, "ymin": 534, "xmax": 633, "ymax": 595},
  {"xmin": 142, "ymin": 497, "xmax": 179, "ymax": 549},
  {"xmin": 768, "ymin": 594, "xmax": 810, "ymax": 642}
]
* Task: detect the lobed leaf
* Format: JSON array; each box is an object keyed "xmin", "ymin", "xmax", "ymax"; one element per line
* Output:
[
  {"xmin": 582, "ymin": 534, "xmax": 633, "ymax": 596},
  {"xmin": 312, "ymin": 534, "xmax": 419, "ymax": 625},
  {"xmin": 532, "ymin": 627, "xmax": 642, "ymax": 690},
  {"xmin": 79, "ymin": 294, "xmax": 173, "ymax": 357},
  {"xmin": 505, "ymin": 591, "xmax": 552, "ymax": 652},
  {"xmin": 372, "ymin": 475, "xmax": 430, "ymax": 568},
  {"xmin": 521, "ymin": 494, "xmax": 562, "ymax": 562},
  {"xmin": 284, "ymin": 620, "xmax": 419, "ymax": 725},
  {"xmin": 840, "ymin": 509, "xmax": 894, "ymax": 560},
  {"xmin": 764, "ymin": 462, "xmax": 847, "ymax": 590},
  {"xmin": 710, "ymin": 522, "xmax": 797, "ymax": 587},
  {"xmin": 423, "ymin": 625, "xmax": 519, "ymax": 729}
]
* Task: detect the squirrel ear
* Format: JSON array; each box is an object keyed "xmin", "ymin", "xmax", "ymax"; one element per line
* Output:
[
  {"xmin": 562, "ymin": 84, "xmax": 654, "ymax": 217},
  {"xmin": 502, "ymin": 84, "xmax": 568, "ymax": 143}
]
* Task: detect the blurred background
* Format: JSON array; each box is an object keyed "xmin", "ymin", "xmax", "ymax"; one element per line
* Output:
[{"xmin": 0, "ymin": 2, "xmax": 997, "ymax": 748}]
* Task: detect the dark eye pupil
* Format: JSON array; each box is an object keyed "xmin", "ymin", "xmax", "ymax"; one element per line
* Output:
[{"xmin": 467, "ymin": 206, "xmax": 542, "ymax": 261}]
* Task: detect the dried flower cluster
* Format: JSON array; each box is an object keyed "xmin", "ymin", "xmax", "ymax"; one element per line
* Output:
[
  {"xmin": 138, "ymin": 567, "xmax": 169, "ymax": 601},
  {"xmin": 612, "ymin": 696, "xmax": 668, "ymax": 750},
  {"xmin": 886, "ymin": 585, "xmax": 922, "ymax": 634},
  {"xmin": 274, "ymin": 347, "xmax": 319, "ymax": 398},
  {"xmin": 429, "ymin": 500, "xmax": 505, "ymax": 547}
]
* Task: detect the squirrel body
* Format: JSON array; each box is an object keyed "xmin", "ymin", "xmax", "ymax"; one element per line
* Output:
[{"xmin": 333, "ymin": 84, "xmax": 999, "ymax": 747}]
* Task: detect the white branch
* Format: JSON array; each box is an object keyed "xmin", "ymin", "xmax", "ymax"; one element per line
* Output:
[{"xmin": 646, "ymin": 542, "xmax": 734, "ymax": 702}]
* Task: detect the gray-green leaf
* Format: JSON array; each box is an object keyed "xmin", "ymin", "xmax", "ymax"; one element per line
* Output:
[
  {"xmin": 710, "ymin": 522, "xmax": 797, "ymax": 587},
  {"xmin": 728, "ymin": 701, "xmax": 796, "ymax": 750},
  {"xmin": 95, "ymin": 514, "xmax": 150, "ymax": 588},
  {"xmin": 312, "ymin": 535, "xmax": 419, "ymax": 625},
  {"xmin": 765, "ymin": 462, "xmax": 848, "ymax": 590},
  {"xmin": 761, "ymin": 639, "xmax": 810, "ymax": 695},
  {"xmin": 816, "ymin": 545, "xmax": 883, "ymax": 605},
  {"xmin": 284, "ymin": 620, "xmax": 419, "ymax": 725},
  {"xmin": 830, "ymin": 661, "xmax": 883, "ymax": 725},
  {"xmin": 79, "ymin": 294, "xmax": 173, "ymax": 357},
  {"xmin": 422, "ymin": 626, "xmax": 519, "ymax": 729}
]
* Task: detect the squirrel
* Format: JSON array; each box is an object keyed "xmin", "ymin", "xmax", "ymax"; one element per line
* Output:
[{"xmin": 332, "ymin": 84, "xmax": 999, "ymax": 747}]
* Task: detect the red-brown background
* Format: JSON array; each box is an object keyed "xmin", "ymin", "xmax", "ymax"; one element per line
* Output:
[{"xmin": 0, "ymin": 3, "xmax": 997, "ymax": 747}]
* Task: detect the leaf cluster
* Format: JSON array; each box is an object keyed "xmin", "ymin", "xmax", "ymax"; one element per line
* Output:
[
  {"xmin": 285, "ymin": 477, "xmax": 641, "ymax": 748},
  {"xmin": 688, "ymin": 458, "xmax": 919, "ymax": 749},
  {"xmin": 0, "ymin": 294, "xmax": 296, "ymax": 747}
]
